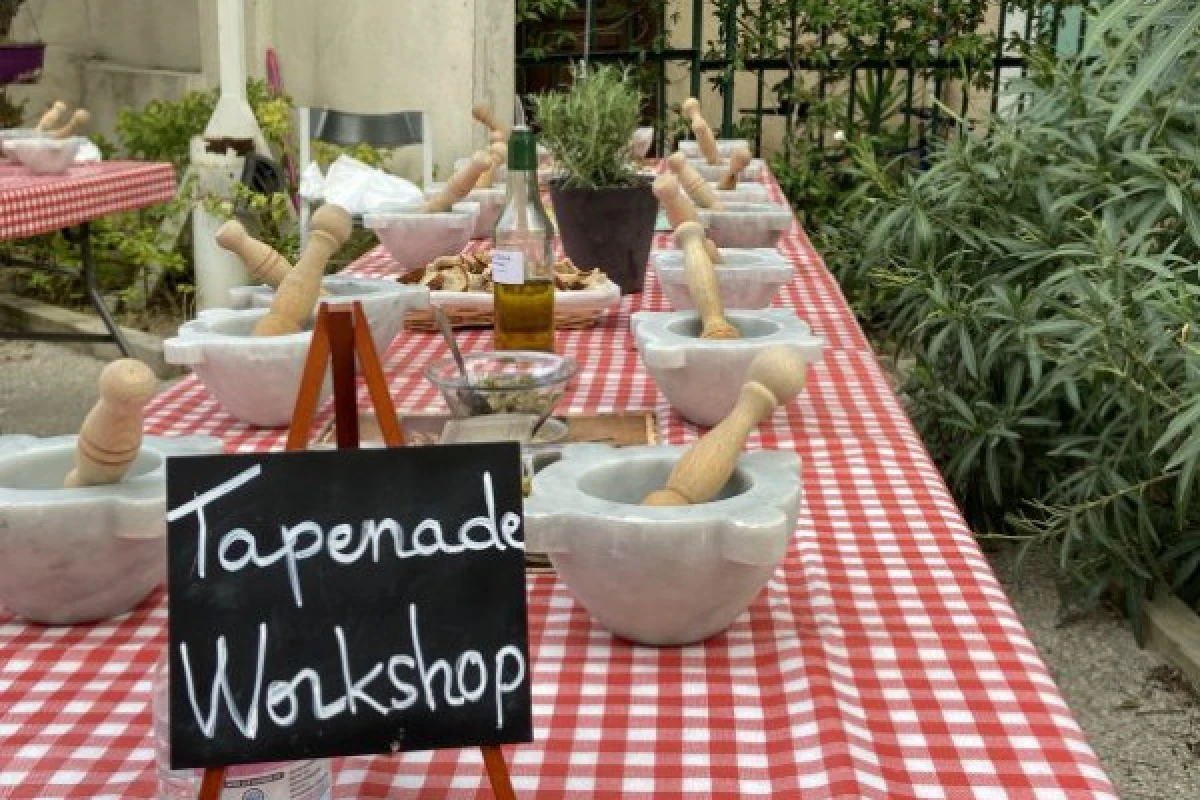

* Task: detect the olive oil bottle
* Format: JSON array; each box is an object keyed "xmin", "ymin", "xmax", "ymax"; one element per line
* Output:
[{"xmin": 492, "ymin": 126, "xmax": 556, "ymax": 352}]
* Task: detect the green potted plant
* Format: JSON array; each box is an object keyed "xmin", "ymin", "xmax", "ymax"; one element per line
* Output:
[{"xmin": 534, "ymin": 64, "xmax": 658, "ymax": 294}]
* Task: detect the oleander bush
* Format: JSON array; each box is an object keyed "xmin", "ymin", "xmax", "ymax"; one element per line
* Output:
[{"xmin": 819, "ymin": 8, "xmax": 1200, "ymax": 628}]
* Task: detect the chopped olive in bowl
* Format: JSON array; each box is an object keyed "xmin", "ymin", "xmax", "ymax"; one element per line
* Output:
[{"xmin": 424, "ymin": 351, "xmax": 578, "ymax": 419}]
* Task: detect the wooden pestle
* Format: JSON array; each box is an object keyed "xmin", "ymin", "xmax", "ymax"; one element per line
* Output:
[
  {"xmin": 675, "ymin": 221, "xmax": 738, "ymax": 340},
  {"xmin": 424, "ymin": 151, "xmax": 491, "ymax": 212},
  {"xmin": 34, "ymin": 101, "xmax": 67, "ymax": 133},
  {"xmin": 652, "ymin": 173, "xmax": 722, "ymax": 264},
  {"xmin": 64, "ymin": 359, "xmax": 157, "ymax": 488},
  {"xmin": 686, "ymin": 97, "xmax": 720, "ymax": 165},
  {"xmin": 472, "ymin": 103, "xmax": 509, "ymax": 140},
  {"xmin": 681, "ymin": 97, "xmax": 721, "ymax": 165},
  {"xmin": 717, "ymin": 145, "xmax": 752, "ymax": 191},
  {"xmin": 691, "ymin": 116, "xmax": 722, "ymax": 166},
  {"xmin": 642, "ymin": 347, "xmax": 809, "ymax": 506},
  {"xmin": 252, "ymin": 204, "xmax": 353, "ymax": 336},
  {"xmin": 215, "ymin": 219, "xmax": 293, "ymax": 288},
  {"xmin": 49, "ymin": 109, "xmax": 89, "ymax": 140},
  {"xmin": 476, "ymin": 140, "xmax": 508, "ymax": 189},
  {"xmin": 667, "ymin": 152, "xmax": 723, "ymax": 210}
]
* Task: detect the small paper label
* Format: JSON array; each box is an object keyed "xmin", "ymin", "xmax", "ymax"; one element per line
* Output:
[{"xmin": 492, "ymin": 250, "xmax": 525, "ymax": 285}]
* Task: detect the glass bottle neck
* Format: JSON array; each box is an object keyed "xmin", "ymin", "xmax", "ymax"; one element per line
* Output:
[{"xmin": 506, "ymin": 167, "xmax": 540, "ymax": 207}]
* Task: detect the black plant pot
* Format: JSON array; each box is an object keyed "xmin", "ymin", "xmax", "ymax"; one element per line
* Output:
[{"xmin": 549, "ymin": 177, "xmax": 659, "ymax": 294}]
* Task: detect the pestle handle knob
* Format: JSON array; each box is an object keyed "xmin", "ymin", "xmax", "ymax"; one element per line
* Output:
[
  {"xmin": 653, "ymin": 172, "xmax": 698, "ymax": 229},
  {"xmin": 717, "ymin": 145, "xmax": 752, "ymax": 191},
  {"xmin": 667, "ymin": 152, "xmax": 723, "ymax": 210},
  {"xmin": 681, "ymin": 97, "xmax": 702, "ymax": 124},
  {"xmin": 35, "ymin": 101, "xmax": 67, "ymax": 133},
  {"xmin": 253, "ymin": 204, "xmax": 353, "ymax": 336},
  {"xmin": 652, "ymin": 173, "xmax": 723, "ymax": 264},
  {"xmin": 424, "ymin": 151, "xmax": 491, "ymax": 212},
  {"xmin": 50, "ymin": 109, "xmax": 90, "ymax": 140},
  {"xmin": 215, "ymin": 219, "xmax": 293, "ymax": 288},
  {"xmin": 64, "ymin": 359, "xmax": 157, "ymax": 488},
  {"xmin": 676, "ymin": 221, "xmax": 737, "ymax": 340},
  {"xmin": 472, "ymin": 103, "xmax": 509, "ymax": 139},
  {"xmin": 691, "ymin": 116, "xmax": 722, "ymax": 166},
  {"xmin": 642, "ymin": 346, "xmax": 808, "ymax": 506},
  {"xmin": 476, "ymin": 140, "xmax": 508, "ymax": 189}
]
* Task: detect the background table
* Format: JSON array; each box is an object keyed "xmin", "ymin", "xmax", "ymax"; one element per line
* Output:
[
  {"xmin": 0, "ymin": 168, "xmax": 1118, "ymax": 798},
  {"xmin": 0, "ymin": 160, "xmax": 176, "ymax": 356}
]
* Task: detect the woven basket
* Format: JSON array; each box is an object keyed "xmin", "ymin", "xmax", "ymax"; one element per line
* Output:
[{"xmin": 404, "ymin": 306, "xmax": 605, "ymax": 331}]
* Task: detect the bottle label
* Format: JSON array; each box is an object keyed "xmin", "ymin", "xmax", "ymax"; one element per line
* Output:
[
  {"xmin": 492, "ymin": 250, "xmax": 525, "ymax": 285},
  {"xmin": 210, "ymin": 760, "xmax": 332, "ymax": 800}
]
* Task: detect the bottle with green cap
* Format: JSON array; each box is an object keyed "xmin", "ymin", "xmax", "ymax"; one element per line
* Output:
[{"xmin": 492, "ymin": 125, "xmax": 556, "ymax": 352}]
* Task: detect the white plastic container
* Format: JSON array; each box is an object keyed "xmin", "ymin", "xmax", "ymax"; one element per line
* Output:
[
  {"xmin": 153, "ymin": 655, "xmax": 334, "ymax": 800},
  {"xmin": 651, "ymin": 248, "xmax": 793, "ymax": 310},
  {"xmin": 364, "ymin": 201, "xmax": 479, "ymax": 273},
  {"xmin": 696, "ymin": 202, "xmax": 793, "ymax": 249}
]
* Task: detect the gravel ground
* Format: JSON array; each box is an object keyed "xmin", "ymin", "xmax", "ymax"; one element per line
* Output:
[
  {"xmin": 0, "ymin": 340, "xmax": 112, "ymax": 436},
  {"xmin": 987, "ymin": 542, "xmax": 1200, "ymax": 799},
  {"xmin": 2, "ymin": 340, "xmax": 1199, "ymax": 797}
]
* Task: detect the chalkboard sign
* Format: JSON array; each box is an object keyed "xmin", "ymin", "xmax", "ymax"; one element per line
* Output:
[{"xmin": 164, "ymin": 443, "xmax": 532, "ymax": 769}]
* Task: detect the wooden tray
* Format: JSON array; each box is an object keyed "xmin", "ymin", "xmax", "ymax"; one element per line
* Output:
[{"xmin": 317, "ymin": 411, "xmax": 659, "ymax": 573}]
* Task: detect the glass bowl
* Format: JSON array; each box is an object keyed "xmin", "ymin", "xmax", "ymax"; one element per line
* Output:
[{"xmin": 425, "ymin": 351, "xmax": 577, "ymax": 419}]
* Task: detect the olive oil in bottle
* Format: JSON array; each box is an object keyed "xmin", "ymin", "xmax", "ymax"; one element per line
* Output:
[{"xmin": 492, "ymin": 125, "xmax": 556, "ymax": 352}]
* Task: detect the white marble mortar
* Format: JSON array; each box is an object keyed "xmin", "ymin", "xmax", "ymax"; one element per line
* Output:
[
  {"xmin": 632, "ymin": 308, "xmax": 825, "ymax": 426},
  {"xmin": 714, "ymin": 183, "xmax": 771, "ymax": 204},
  {"xmin": 365, "ymin": 201, "xmax": 480, "ymax": 272},
  {"xmin": 423, "ymin": 185, "xmax": 505, "ymax": 239},
  {"xmin": 677, "ymin": 139, "xmax": 751, "ymax": 160},
  {"xmin": 525, "ymin": 443, "xmax": 801, "ymax": 645},
  {"xmin": 691, "ymin": 157, "xmax": 767, "ymax": 182},
  {"xmin": 696, "ymin": 202, "xmax": 793, "ymax": 249},
  {"xmin": 0, "ymin": 434, "xmax": 220, "ymax": 625},
  {"xmin": 651, "ymin": 248, "xmax": 793, "ymax": 310},
  {"xmin": 164, "ymin": 283, "xmax": 428, "ymax": 427}
]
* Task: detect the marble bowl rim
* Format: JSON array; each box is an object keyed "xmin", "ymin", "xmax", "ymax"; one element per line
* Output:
[{"xmin": 526, "ymin": 443, "xmax": 799, "ymax": 524}]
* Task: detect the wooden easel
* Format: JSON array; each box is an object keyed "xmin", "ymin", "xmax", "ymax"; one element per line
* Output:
[{"xmin": 197, "ymin": 300, "xmax": 517, "ymax": 799}]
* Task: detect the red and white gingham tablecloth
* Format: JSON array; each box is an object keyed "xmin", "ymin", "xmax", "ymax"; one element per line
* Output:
[
  {"xmin": 0, "ymin": 167, "xmax": 1117, "ymax": 798},
  {"xmin": 0, "ymin": 161, "xmax": 177, "ymax": 241}
]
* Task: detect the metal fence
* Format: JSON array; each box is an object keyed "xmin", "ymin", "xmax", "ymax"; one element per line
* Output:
[{"xmin": 516, "ymin": 0, "xmax": 1084, "ymax": 160}]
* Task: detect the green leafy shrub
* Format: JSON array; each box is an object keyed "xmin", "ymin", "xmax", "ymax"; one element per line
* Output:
[
  {"xmin": 820, "ymin": 30, "xmax": 1200, "ymax": 627},
  {"xmin": 117, "ymin": 80, "xmax": 294, "ymax": 174},
  {"xmin": 533, "ymin": 63, "xmax": 643, "ymax": 189}
]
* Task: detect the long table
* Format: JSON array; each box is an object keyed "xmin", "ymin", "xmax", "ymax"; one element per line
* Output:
[
  {"xmin": 0, "ymin": 161, "xmax": 177, "ymax": 356},
  {"xmin": 0, "ymin": 168, "xmax": 1118, "ymax": 798}
]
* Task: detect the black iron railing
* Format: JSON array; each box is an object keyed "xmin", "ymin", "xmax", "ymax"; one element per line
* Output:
[{"xmin": 516, "ymin": 0, "xmax": 1085, "ymax": 159}]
